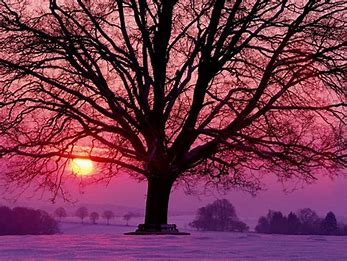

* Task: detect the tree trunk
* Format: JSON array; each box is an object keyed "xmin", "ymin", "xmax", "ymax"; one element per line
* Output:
[
  {"xmin": 144, "ymin": 177, "xmax": 173, "ymax": 225},
  {"xmin": 125, "ymin": 176, "xmax": 190, "ymax": 234}
]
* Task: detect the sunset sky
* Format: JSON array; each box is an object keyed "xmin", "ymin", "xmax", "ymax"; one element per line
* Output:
[
  {"xmin": 79, "ymin": 174, "xmax": 347, "ymax": 217},
  {"xmin": 2, "ymin": 171, "xmax": 345, "ymax": 221}
]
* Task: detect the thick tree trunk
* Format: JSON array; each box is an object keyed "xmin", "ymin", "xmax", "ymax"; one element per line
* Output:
[
  {"xmin": 125, "ymin": 176, "xmax": 189, "ymax": 235},
  {"xmin": 144, "ymin": 177, "xmax": 173, "ymax": 225},
  {"xmin": 133, "ymin": 177, "xmax": 176, "ymax": 233}
]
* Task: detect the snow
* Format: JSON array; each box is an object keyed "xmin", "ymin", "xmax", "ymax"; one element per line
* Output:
[{"xmin": 0, "ymin": 217, "xmax": 346, "ymax": 260}]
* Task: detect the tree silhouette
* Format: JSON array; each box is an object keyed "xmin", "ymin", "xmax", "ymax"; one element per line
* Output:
[
  {"xmin": 0, "ymin": 206, "xmax": 15, "ymax": 235},
  {"xmin": 256, "ymin": 208, "xmax": 347, "ymax": 235},
  {"xmin": 190, "ymin": 199, "xmax": 248, "ymax": 232},
  {"xmin": 0, "ymin": 206, "xmax": 59, "ymax": 235},
  {"xmin": 76, "ymin": 207, "xmax": 88, "ymax": 224},
  {"xmin": 268, "ymin": 211, "xmax": 287, "ymax": 234},
  {"xmin": 54, "ymin": 207, "xmax": 67, "ymax": 222},
  {"xmin": 102, "ymin": 210, "xmax": 115, "ymax": 225},
  {"xmin": 297, "ymin": 208, "xmax": 320, "ymax": 234},
  {"xmin": 123, "ymin": 212, "xmax": 135, "ymax": 226},
  {"xmin": 255, "ymin": 216, "xmax": 270, "ymax": 234},
  {"xmin": 0, "ymin": 0, "xmax": 345, "ymax": 233},
  {"xmin": 90, "ymin": 211, "xmax": 99, "ymax": 225},
  {"xmin": 287, "ymin": 212, "xmax": 301, "ymax": 235},
  {"xmin": 321, "ymin": 211, "xmax": 338, "ymax": 235}
]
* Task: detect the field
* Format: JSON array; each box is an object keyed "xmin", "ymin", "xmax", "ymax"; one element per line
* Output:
[{"xmin": 0, "ymin": 216, "xmax": 346, "ymax": 260}]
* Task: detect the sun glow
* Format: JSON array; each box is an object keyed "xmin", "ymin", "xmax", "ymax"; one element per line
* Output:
[{"xmin": 70, "ymin": 158, "xmax": 94, "ymax": 176}]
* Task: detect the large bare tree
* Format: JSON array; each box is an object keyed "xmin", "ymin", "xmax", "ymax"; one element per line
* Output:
[{"xmin": 0, "ymin": 0, "xmax": 346, "ymax": 233}]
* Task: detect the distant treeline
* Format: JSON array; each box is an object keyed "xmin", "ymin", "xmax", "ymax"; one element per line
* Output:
[
  {"xmin": 256, "ymin": 208, "xmax": 347, "ymax": 236},
  {"xmin": 55, "ymin": 206, "xmax": 140, "ymax": 226},
  {"xmin": 0, "ymin": 206, "xmax": 59, "ymax": 236},
  {"xmin": 190, "ymin": 200, "xmax": 347, "ymax": 236}
]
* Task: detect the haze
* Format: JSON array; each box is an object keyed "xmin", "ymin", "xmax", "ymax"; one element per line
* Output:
[{"xmin": 1, "ymin": 173, "xmax": 346, "ymax": 224}]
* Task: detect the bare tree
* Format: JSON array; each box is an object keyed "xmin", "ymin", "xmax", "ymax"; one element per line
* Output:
[
  {"xmin": 102, "ymin": 210, "xmax": 115, "ymax": 225},
  {"xmin": 297, "ymin": 208, "xmax": 321, "ymax": 234},
  {"xmin": 90, "ymin": 211, "xmax": 99, "ymax": 224},
  {"xmin": 54, "ymin": 207, "xmax": 67, "ymax": 222},
  {"xmin": 75, "ymin": 207, "xmax": 88, "ymax": 224},
  {"xmin": 0, "ymin": 0, "xmax": 345, "ymax": 233},
  {"xmin": 123, "ymin": 212, "xmax": 135, "ymax": 226}
]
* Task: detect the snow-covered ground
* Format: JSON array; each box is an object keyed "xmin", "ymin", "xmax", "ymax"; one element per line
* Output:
[{"xmin": 0, "ymin": 217, "xmax": 346, "ymax": 260}]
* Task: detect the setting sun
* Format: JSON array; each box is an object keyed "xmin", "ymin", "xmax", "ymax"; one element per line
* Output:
[{"xmin": 70, "ymin": 158, "xmax": 94, "ymax": 176}]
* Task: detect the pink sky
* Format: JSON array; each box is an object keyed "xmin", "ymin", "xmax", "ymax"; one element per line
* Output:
[
  {"xmin": 57, "ymin": 172, "xmax": 347, "ymax": 219},
  {"xmin": 1, "ymin": 171, "xmax": 346, "ymax": 221}
]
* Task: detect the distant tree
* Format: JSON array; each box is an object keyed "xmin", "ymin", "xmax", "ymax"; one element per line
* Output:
[
  {"xmin": 190, "ymin": 199, "xmax": 248, "ymax": 232},
  {"xmin": 102, "ymin": 210, "xmax": 115, "ymax": 225},
  {"xmin": 76, "ymin": 207, "xmax": 88, "ymax": 224},
  {"xmin": 123, "ymin": 212, "xmax": 136, "ymax": 226},
  {"xmin": 229, "ymin": 220, "xmax": 249, "ymax": 233},
  {"xmin": 287, "ymin": 212, "xmax": 301, "ymax": 235},
  {"xmin": 268, "ymin": 211, "xmax": 288, "ymax": 234},
  {"xmin": 320, "ymin": 211, "xmax": 338, "ymax": 235},
  {"xmin": 343, "ymin": 225, "xmax": 347, "ymax": 236},
  {"xmin": 90, "ymin": 212, "xmax": 100, "ymax": 225},
  {"xmin": 0, "ymin": 206, "xmax": 58, "ymax": 235},
  {"xmin": 0, "ymin": 206, "xmax": 14, "ymax": 235},
  {"xmin": 54, "ymin": 207, "xmax": 67, "ymax": 222},
  {"xmin": 255, "ymin": 216, "xmax": 270, "ymax": 234},
  {"xmin": 256, "ymin": 210, "xmax": 288, "ymax": 234},
  {"xmin": 297, "ymin": 208, "xmax": 320, "ymax": 226},
  {"xmin": 297, "ymin": 208, "xmax": 321, "ymax": 234},
  {"xmin": 189, "ymin": 207, "xmax": 211, "ymax": 231},
  {"xmin": 38, "ymin": 210, "xmax": 60, "ymax": 235},
  {"xmin": 213, "ymin": 199, "xmax": 239, "ymax": 231}
]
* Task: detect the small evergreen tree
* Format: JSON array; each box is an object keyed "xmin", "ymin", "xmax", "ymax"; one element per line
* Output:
[
  {"xmin": 287, "ymin": 212, "xmax": 301, "ymax": 235},
  {"xmin": 320, "ymin": 211, "xmax": 338, "ymax": 235},
  {"xmin": 255, "ymin": 216, "xmax": 270, "ymax": 234},
  {"xmin": 268, "ymin": 211, "xmax": 287, "ymax": 234}
]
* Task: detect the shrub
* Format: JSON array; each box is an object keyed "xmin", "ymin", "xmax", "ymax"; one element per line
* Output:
[
  {"xmin": 190, "ymin": 199, "xmax": 248, "ymax": 232},
  {"xmin": 0, "ymin": 206, "xmax": 59, "ymax": 235}
]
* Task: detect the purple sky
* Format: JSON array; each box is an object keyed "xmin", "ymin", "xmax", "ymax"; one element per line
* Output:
[
  {"xmin": 1, "ymin": 171, "xmax": 346, "ymax": 222},
  {"xmin": 41, "ymin": 173, "xmax": 347, "ymax": 218}
]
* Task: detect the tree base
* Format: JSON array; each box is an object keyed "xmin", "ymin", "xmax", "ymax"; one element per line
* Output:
[{"xmin": 124, "ymin": 224, "xmax": 190, "ymax": 235}]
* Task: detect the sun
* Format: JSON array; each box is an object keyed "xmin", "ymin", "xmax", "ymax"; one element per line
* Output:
[{"xmin": 70, "ymin": 158, "xmax": 94, "ymax": 176}]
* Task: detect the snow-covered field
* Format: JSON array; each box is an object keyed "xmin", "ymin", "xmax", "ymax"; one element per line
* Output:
[{"xmin": 0, "ymin": 217, "xmax": 346, "ymax": 260}]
